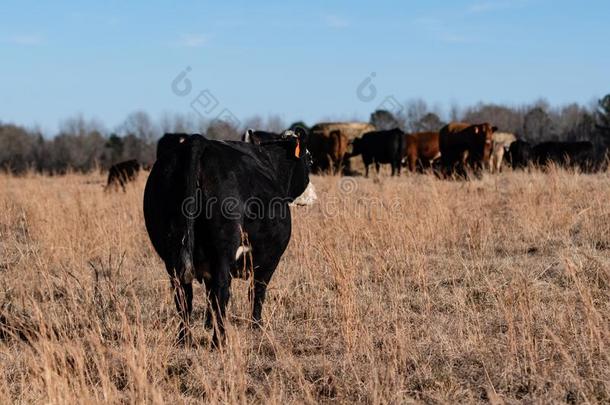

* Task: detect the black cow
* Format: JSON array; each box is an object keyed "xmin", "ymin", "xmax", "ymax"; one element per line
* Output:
[
  {"xmin": 143, "ymin": 132, "xmax": 311, "ymax": 345},
  {"xmin": 349, "ymin": 128, "xmax": 405, "ymax": 177},
  {"xmin": 157, "ymin": 133, "xmax": 189, "ymax": 159},
  {"xmin": 105, "ymin": 159, "xmax": 140, "ymax": 192},
  {"xmin": 506, "ymin": 140, "xmax": 532, "ymax": 169},
  {"xmin": 532, "ymin": 141, "xmax": 595, "ymax": 170}
]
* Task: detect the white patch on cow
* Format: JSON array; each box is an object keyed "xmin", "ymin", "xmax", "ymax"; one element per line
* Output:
[
  {"xmin": 243, "ymin": 128, "xmax": 254, "ymax": 143},
  {"xmin": 235, "ymin": 245, "xmax": 251, "ymax": 261},
  {"xmin": 291, "ymin": 182, "xmax": 318, "ymax": 206},
  {"xmin": 282, "ymin": 129, "xmax": 297, "ymax": 139}
]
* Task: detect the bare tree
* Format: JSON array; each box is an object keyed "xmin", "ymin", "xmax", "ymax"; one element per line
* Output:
[
  {"xmin": 449, "ymin": 102, "xmax": 461, "ymax": 122},
  {"xmin": 523, "ymin": 106, "xmax": 555, "ymax": 142},
  {"xmin": 417, "ymin": 113, "xmax": 445, "ymax": 132},
  {"xmin": 242, "ymin": 115, "xmax": 264, "ymax": 131},
  {"xmin": 206, "ymin": 119, "xmax": 240, "ymax": 140},
  {"xmin": 0, "ymin": 124, "xmax": 39, "ymax": 173},
  {"xmin": 119, "ymin": 111, "xmax": 157, "ymax": 141},
  {"xmin": 596, "ymin": 94, "xmax": 610, "ymax": 147},
  {"xmin": 59, "ymin": 114, "xmax": 106, "ymax": 137},
  {"xmin": 462, "ymin": 103, "xmax": 525, "ymax": 134},
  {"xmin": 159, "ymin": 112, "xmax": 199, "ymax": 134},
  {"xmin": 370, "ymin": 110, "xmax": 401, "ymax": 131},
  {"xmin": 553, "ymin": 103, "xmax": 595, "ymax": 142},
  {"xmin": 403, "ymin": 99, "xmax": 429, "ymax": 132},
  {"xmin": 265, "ymin": 115, "xmax": 286, "ymax": 133}
]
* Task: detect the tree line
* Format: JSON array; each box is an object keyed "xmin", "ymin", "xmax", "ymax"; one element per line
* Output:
[{"xmin": 1, "ymin": 95, "xmax": 609, "ymax": 174}]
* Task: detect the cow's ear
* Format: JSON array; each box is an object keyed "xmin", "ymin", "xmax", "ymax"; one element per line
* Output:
[
  {"xmin": 243, "ymin": 128, "xmax": 254, "ymax": 143},
  {"xmin": 294, "ymin": 139, "xmax": 301, "ymax": 158},
  {"xmin": 492, "ymin": 126, "xmax": 499, "ymax": 133}
]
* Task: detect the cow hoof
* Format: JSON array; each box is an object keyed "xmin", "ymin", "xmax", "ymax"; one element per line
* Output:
[
  {"xmin": 176, "ymin": 332, "xmax": 193, "ymax": 348},
  {"xmin": 211, "ymin": 334, "xmax": 225, "ymax": 350},
  {"xmin": 204, "ymin": 313, "xmax": 214, "ymax": 329}
]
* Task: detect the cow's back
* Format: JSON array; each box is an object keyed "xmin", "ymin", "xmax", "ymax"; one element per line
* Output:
[
  {"xmin": 439, "ymin": 122, "xmax": 470, "ymax": 155},
  {"xmin": 493, "ymin": 132, "xmax": 517, "ymax": 145},
  {"xmin": 106, "ymin": 159, "xmax": 140, "ymax": 190},
  {"xmin": 533, "ymin": 141, "xmax": 594, "ymax": 168},
  {"xmin": 439, "ymin": 122, "xmax": 470, "ymax": 150},
  {"xmin": 440, "ymin": 122, "xmax": 470, "ymax": 137}
]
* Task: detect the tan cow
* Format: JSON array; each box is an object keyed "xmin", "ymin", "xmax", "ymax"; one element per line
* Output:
[{"xmin": 489, "ymin": 132, "xmax": 517, "ymax": 173}]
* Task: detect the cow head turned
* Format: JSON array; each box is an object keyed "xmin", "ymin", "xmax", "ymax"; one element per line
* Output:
[
  {"xmin": 348, "ymin": 137, "xmax": 363, "ymax": 157},
  {"xmin": 276, "ymin": 130, "xmax": 311, "ymax": 201},
  {"xmin": 291, "ymin": 125, "xmax": 310, "ymax": 146},
  {"xmin": 471, "ymin": 123, "xmax": 496, "ymax": 163},
  {"xmin": 278, "ymin": 129, "xmax": 308, "ymax": 158}
]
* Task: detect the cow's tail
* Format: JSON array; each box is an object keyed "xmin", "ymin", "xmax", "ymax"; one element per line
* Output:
[{"xmin": 179, "ymin": 134, "xmax": 206, "ymax": 284}]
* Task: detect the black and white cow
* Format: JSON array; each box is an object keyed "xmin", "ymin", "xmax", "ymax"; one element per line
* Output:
[{"xmin": 143, "ymin": 132, "xmax": 311, "ymax": 345}]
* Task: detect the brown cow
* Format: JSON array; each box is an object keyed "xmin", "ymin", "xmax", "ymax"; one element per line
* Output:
[
  {"xmin": 439, "ymin": 122, "xmax": 497, "ymax": 177},
  {"xmin": 308, "ymin": 122, "xmax": 375, "ymax": 173},
  {"xmin": 403, "ymin": 132, "xmax": 440, "ymax": 172}
]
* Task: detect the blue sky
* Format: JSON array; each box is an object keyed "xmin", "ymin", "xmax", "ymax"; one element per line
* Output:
[{"xmin": 1, "ymin": 0, "xmax": 608, "ymax": 135}]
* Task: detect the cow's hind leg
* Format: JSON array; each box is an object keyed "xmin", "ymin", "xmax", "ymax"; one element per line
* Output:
[
  {"xmin": 363, "ymin": 156, "xmax": 371, "ymax": 177},
  {"xmin": 392, "ymin": 161, "xmax": 401, "ymax": 176},
  {"xmin": 119, "ymin": 175, "xmax": 127, "ymax": 192},
  {"xmin": 171, "ymin": 277, "xmax": 193, "ymax": 345},
  {"xmin": 203, "ymin": 275, "xmax": 214, "ymax": 329},
  {"xmin": 210, "ymin": 257, "xmax": 232, "ymax": 346},
  {"xmin": 251, "ymin": 270, "xmax": 274, "ymax": 328}
]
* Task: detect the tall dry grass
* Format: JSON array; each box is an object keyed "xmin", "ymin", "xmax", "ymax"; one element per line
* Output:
[{"xmin": 0, "ymin": 168, "xmax": 609, "ymax": 403}]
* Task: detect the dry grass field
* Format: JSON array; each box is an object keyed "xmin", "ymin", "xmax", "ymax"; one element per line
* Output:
[{"xmin": 0, "ymin": 168, "xmax": 609, "ymax": 403}]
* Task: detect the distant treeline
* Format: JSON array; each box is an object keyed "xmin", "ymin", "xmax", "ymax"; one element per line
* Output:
[{"xmin": 2, "ymin": 95, "xmax": 609, "ymax": 174}]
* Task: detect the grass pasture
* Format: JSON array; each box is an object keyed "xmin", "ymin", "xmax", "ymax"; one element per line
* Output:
[{"xmin": 0, "ymin": 168, "xmax": 609, "ymax": 403}]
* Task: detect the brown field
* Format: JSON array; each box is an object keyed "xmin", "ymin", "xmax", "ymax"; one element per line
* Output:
[{"xmin": 0, "ymin": 168, "xmax": 609, "ymax": 404}]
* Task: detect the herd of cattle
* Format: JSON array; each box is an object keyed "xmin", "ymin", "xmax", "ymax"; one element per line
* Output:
[
  {"xmin": 106, "ymin": 121, "xmax": 606, "ymax": 190},
  {"xmin": 303, "ymin": 121, "xmax": 604, "ymax": 178},
  {"xmin": 101, "ymin": 121, "xmax": 606, "ymax": 346}
]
